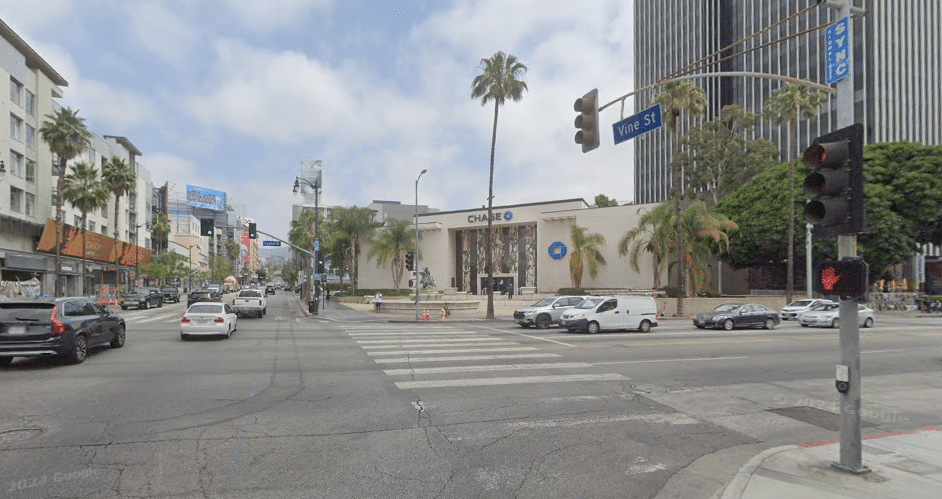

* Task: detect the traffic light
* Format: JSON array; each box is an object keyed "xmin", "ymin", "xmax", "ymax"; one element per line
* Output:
[
  {"xmin": 317, "ymin": 258, "xmax": 324, "ymax": 274},
  {"xmin": 573, "ymin": 88, "xmax": 600, "ymax": 153},
  {"xmin": 200, "ymin": 219, "xmax": 214, "ymax": 237},
  {"xmin": 814, "ymin": 259, "xmax": 869, "ymax": 298},
  {"xmin": 803, "ymin": 123, "xmax": 865, "ymax": 237},
  {"xmin": 248, "ymin": 223, "xmax": 257, "ymax": 239},
  {"xmin": 405, "ymin": 252, "xmax": 414, "ymax": 272}
]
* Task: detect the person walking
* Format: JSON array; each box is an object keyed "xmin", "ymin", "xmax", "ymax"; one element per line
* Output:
[
  {"xmin": 507, "ymin": 283, "xmax": 514, "ymax": 299},
  {"xmin": 375, "ymin": 291, "xmax": 382, "ymax": 313}
]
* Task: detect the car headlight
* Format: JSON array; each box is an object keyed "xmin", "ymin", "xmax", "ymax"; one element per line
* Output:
[{"xmin": 714, "ymin": 315, "xmax": 729, "ymax": 321}]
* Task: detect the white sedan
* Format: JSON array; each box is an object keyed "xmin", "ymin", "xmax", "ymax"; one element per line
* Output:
[
  {"xmin": 798, "ymin": 303, "xmax": 875, "ymax": 328},
  {"xmin": 181, "ymin": 303, "xmax": 238, "ymax": 340}
]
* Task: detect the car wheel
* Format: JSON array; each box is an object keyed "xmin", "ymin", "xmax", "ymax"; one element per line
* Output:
[
  {"xmin": 144, "ymin": 300, "xmax": 150, "ymax": 310},
  {"xmin": 181, "ymin": 333, "xmax": 189, "ymax": 341},
  {"xmin": 722, "ymin": 319, "xmax": 734, "ymax": 331},
  {"xmin": 832, "ymin": 318, "xmax": 840, "ymax": 328},
  {"xmin": 535, "ymin": 315, "xmax": 551, "ymax": 329},
  {"xmin": 863, "ymin": 317, "xmax": 873, "ymax": 328},
  {"xmin": 263, "ymin": 307, "xmax": 267, "ymax": 315},
  {"xmin": 695, "ymin": 325, "xmax": 705, "ymax": 329},
  {"xmin": 518, "ymin": 324, "xmax": 531, "ymax": 328},
  {"xmin": 157, "ymin": 299, "xmax": 163, "ymax": 308},
  {"xmin": 638, "ymin": 320, "xmax": 652, "ymax": 333},
  {"xmin": 587, "ymin": 321, "xmax": 600, "ymax": 334},
  {"xmin": 0, "ymin": 357, "xmax": 13, "ymax": 367},
  {"xmin": 67, "ymin": 334, "xmax": 88, "ymax": 364},
  {"xmin": 764, "ymin": 318, "xmax": 775, "ymax": 330},
  {"xmin": 110, "ymin": 325, "xmax": 126, "ymax": 348},
  {"xmin": 121, "ymin": 306, "xmax": 128, "ymax": 310},
  {"xmin": 800, "ymin": 324, "xmax": 809, "ymax": 327}
]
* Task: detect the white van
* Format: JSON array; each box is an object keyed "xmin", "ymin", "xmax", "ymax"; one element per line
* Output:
[{"xmin": 559, "ymin": 295, "xmax": 659, "ymax": 333}]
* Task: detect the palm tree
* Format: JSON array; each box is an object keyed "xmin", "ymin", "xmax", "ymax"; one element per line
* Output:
[
  {"xmin": 151, "ymin": 213, "xmax": 171, "ymax": 256},
  {"xmin": 332, "ymin": 207, "xmax": 379, "ymax": 293},
  {"xmin": 368, "ymin": 218, "xmax": 416, "ymax": 292},
  {"xmin": 568, "ymin": 225, "xmax": 607, "ymax": 289},
  {"xmin": 764, "ymin": 84, "xmax": 826, "ymax": 303},
  {"xmin": 101, "ymin": 156, "xmax": 136, "ymax": 293},
  {"xmin": 676, "ymin": 201, "xmax": 739, "ymax": 295},
  {"xmin": 61, "ymin": 163, "xmax": 109, "ymax": 296},
  {"xmin": 39, "ymin": 107, "xmax": 92, "ymax": 296},
  {"xmin": 619, "ymin": 202, "xmax": 675, "ymax": 289},
  {"xmin": 654, "ymin": 81, "xmax": 706, "ymax": 316},
  {"xmin": 471, "ymin": 50, "xmax": 528, "ymax": 319},
  {"xmin": 288, "ymin": 208, "xmax": 320, "ymax": 300}
]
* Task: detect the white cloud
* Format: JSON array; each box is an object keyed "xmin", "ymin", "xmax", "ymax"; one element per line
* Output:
[
  {"xmin": 124, "ymin": 1, "xmax": 201, "ymax": 63},
  {"xmin": 212, "ymin": 0, "xmax": 333, "ymax": 33}
]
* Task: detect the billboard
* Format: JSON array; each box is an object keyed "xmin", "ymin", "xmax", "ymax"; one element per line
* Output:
[
  {"xmin": 186, "ymin": 184, "xmax": 226, "ymax": 211},
  {"xmin": 240, "ymin": 232, "xmax": 250, "ymax": 262},
  {"xmin": 36, "ymin": 219, "xmax": 151, "ymax": 265}
]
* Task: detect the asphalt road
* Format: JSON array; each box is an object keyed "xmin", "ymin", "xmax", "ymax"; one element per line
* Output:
[{"xmin": 1, "ymin": 294, "xmax": 939, "ymax": 498}]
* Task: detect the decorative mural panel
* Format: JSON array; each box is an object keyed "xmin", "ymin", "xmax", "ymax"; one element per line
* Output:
[{"xmin": 456, "ymin": 225, "xmax": 537, "ymax": 292}]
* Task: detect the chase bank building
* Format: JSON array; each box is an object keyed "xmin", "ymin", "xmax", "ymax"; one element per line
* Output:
[{"xmin": 357, "ymin": 199, "xmax": 659, "ymax": 294}]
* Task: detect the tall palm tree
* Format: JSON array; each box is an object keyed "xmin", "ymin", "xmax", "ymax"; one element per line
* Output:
[
  {"xmin": 368, "ymin": 218, "xmax": 416, "ymax": 292},
  {"xmin": 619, "ymin": 202, "xmax": 675, "ymax": 289},
  {"xmin": 764, "ymin": 84, "xmax": 826, "ymax": 303},
  {"xmin": 654, "ymin": 81, "xmax": 706, "ymax": 316},
  {"xmin": 61, "ymin": 163, "xmax": 109, "ymax": 296},
  {"xmin": 151, "ymin": 212, "xmax": 171, "ymax": 256},
  {"xmin": 39, "ymin": 107, "xmax": 92, "ymax": 296},
  {"xmin": 471, "ymin": 50, "xmax": 528, "ymax": 319},
  {"xmin": 101, "ymin": 156, "xmax": 136, "ymax": 293},
  {"xmin": 333, "ymin": 207, "xmax": 379, "ymax": 293},
  {"xmin": 676, "ymin": 201, "xmax": 739, "ymax": 295},
  {"xmin": 568, "ymin": 225, "xmax": 607, "ymax": 289}
]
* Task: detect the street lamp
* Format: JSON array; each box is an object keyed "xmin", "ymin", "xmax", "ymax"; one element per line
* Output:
[
  {"xmin": 294, "ymin": 175, "xmax": 321, "ymax": 315},
  {"xmin": 415, "ymin": 169, "xmax": 427, "ymax": 320}
]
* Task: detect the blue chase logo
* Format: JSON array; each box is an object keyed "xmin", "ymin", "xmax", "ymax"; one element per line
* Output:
[
  {"xmin": 548, "ymin": 241, "xmax": 567, "ymax": 260},
  {"xmin": 503, "ymin": 211, "xmax": 513, "ymax": 221}
]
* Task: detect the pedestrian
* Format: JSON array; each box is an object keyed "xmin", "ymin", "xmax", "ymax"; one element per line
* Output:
[
  {"xmin": 375, "ymin": 291, "xmax": 382, "ymax": 313},
  {"xmin": 325, "ymin": 286, "xmax": 331, "ymax": 301},
  {"xmin": 507, "ymin": 283, "xmax": 514, "ymax": 299}
]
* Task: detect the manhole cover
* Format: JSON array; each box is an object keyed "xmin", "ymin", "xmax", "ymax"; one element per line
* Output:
[
  {"xmin": 631, "ymin": 384, "xmax": 671, "ymax": 395},
  {"xmin": 0, "ymin": 428, "xmax": 45, "ymax": 444}
]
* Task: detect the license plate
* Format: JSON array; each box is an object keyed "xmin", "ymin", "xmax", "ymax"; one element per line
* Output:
[{"xmin": 7, "ymin": 326, "xmax": 26, "ymax": 335}]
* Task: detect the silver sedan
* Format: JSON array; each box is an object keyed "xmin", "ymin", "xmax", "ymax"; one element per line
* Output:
[
  {"xmin": 181, "ymin": 303, "xmax": 238, "ymax": 340},
  {"xmin": 798, "ymin": 303, "xmax": 875, "ymax": 328}
]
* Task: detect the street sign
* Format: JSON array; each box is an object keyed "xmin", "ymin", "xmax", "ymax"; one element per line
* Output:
[
  {"xmin": 825, "ymin": 16, "xmax": 850, "ymax": 85},
  {"xmin": 262, "ymin": 240, "xmax": 281, "ymax": 247},
  {"xmin": 612, "ymin": 104, "xmax": 662, "ymax": 145}
]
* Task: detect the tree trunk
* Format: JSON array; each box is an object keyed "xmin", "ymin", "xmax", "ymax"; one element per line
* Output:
[
  {"xmin": 672, "ymin": 126, "xmax": 685, "ymax": 317},
  {"xmin": 54, "ymin": 158, "xmax": 67, "ymax": 297},
  {"xmin": 81, "ymin": 216, "xmax": 87, "ymax": 297},
  {"xmin": 114, "ymin": 194, "xmax": 122, "ymax": 297},
  {"xmin": 786, "ymin": 118, "xmax": 796, "ymax": 304},
  {"xmin": 485, "ymin": 100, "xmax": 500, "ymax": 319}
]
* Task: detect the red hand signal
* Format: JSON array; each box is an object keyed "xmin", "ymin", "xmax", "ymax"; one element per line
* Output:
[{"xmin": 821, "ymin": 267, "xmax": 841, "ymax": 291}]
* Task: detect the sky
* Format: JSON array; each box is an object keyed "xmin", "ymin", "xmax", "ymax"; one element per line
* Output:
[{"xmin": 2, "ymin": 0, "xmax": 637, "ymax": 242}]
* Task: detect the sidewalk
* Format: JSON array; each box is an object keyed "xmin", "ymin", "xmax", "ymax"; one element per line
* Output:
[{"xmin": 720, "ymin": 427, "xmax": 942, "ymax": 499}]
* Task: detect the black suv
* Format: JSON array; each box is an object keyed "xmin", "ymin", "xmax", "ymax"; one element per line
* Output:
[
  {"xmin": 187, "ymin": 289, "xmax": 218, "ymax": 307},
  {"xmin": 0, "ymin": 297, "xmax": 126, "ymax": 366},
  {"xmin": 121, "ymin": 287, "xmax": 164, "ymax": 310},
  {"xmin": 265, "ymin": 285, "xmax": 275, "ymax": 295},
  {"xmin": 160, "ymin": 286, "xmax": 181, "ymax": 303}
]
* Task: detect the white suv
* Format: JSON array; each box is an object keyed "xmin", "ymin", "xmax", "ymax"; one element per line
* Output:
[
  {"xmin": 513, "ymin": 296, "xmax": 588, "ymax": 329},
  {"xmin": 780, "ymin": 299, "xmax": 834, "ymax": 321}
]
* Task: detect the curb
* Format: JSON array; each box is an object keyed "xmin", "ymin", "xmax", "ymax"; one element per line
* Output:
[{"xmin": 719, "ymin": 445, "xmax": 797, "ymax": 499}]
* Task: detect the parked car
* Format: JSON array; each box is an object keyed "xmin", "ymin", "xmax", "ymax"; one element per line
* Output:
[
  {"xmin": 693, "ymin": 303, "xmax": 780, "ymax": 330},
  {"xmin": 559, "ymin": 295, "xmax": 659, "ymax": 333},
  {"xmin": 121, "ymin": 287, "xmax": 164, "ymax": 310},
  {"xmin": 780, "ymin": 298, "xmax": 834, "ymax": 321},
  {"xmin": 798, "ymin": 302, "xmax": 875, "ymax": 328},
  {"xmin": 0, "ymin": 297, "xmax": 126, "ymax": 366},
  {"xmin": 265, "ymin": 285, "xmax": 275, "ymax": 295},
  {"xmin": 180, "ymin": 303, "xmax": 238, "ymax": 340},
  {"xmin": 513, "ymin": 295, "xmax": 587, "ymax": 329},
  {"xmin": 160, "ymin": 286, "xmax": 181, "ymax": 303},
  {"xmin": 187, "ymin": 289, "xmax": 219, "ymax": 307}
]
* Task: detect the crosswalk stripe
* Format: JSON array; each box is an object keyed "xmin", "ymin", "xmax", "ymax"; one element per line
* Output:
[
  {"xmin": 364, "ymin": 341, "xmax": 514, "ymax": 350},
  {"xmin": 372, "ymin": 353, "xmax": 561, "ymax": 363},
  {"xmin": 347, "ymin": 332, "xmax": 482, "ymax": 337},
  {"xmin": 394, "ymin": 373, "xmax": 627, "ymax": 389},
  {"xmin": 383, "ymin": 362, "xmax": 594, "ymax": 375},
  {"xmin": 356, "ymin": 337, "xmax": 503, "ymax": 344},
  {"xmin": 367, "ymin": 346, "xmax": 536, "ymax": 356}
]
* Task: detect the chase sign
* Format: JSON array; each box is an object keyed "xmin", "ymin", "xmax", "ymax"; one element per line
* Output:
[
  {"xmin": 548, "ymin": 241, "xmax": 567, "ymax": 260},
  {"xmin": 467, "ymin": 210, "xmax": 514, "ymax": 224}
]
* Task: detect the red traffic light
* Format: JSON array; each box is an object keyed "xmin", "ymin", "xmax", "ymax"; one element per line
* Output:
[{"xmin": 814, "ymin": 259, "xmax": 869, "ymax": 297}]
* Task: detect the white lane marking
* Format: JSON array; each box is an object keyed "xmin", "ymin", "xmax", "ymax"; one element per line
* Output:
[
  {"xmin": 372, "ymin": 353, "xmax": 561, "ymax": 363},
  {"xmin": 473, "ymin": 325, "xmax": 575, "ymax": 347},
  {"xmin": 138, "ymin": 315, "xmax": 172, "ymax": 323},
  {"xmin": 383, "ymin": 362, "xmax": 594, "ymax": 375},
  {"xmin": 395, "ymin": 373, "xmax": 627, "ymax": 389},
  {"xmin": 347, "ymin": 332, "xmax": 481, "ymax": 337},
  {"xmin": 592, "ymin": 356, "xmax": 748, "ymax": 365},
  {"xmin": 508, "ymin": 413, "xmax": 700, "ymax": 429},
  {"xmin": 368, "ymin": 346, "xmax": 537, "ymax": 356},
  {"xmin": 365, "ymin": 341, "xmax": 514, "ymax": 350},
  {"xmin": 861, "ymin": 349, "xmax": 904, "ymax": 354},
  {"xmin": 355, "ymin": 337, "xmax": 498, "ymax": 344}
]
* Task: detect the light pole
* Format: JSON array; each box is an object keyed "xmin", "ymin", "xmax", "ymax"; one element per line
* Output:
[
  {"xmin": 415, "ymin": 169, "xmax": 427, "ymax": 320},
  {"xmin": 294, "ymin": 175, "xmax": 321, "ymax": 315}
]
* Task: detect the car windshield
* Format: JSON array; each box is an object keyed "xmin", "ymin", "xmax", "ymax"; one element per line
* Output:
[
  {"xmin": 575, "ymin": 298, "xmax": 605, "ymax": 309},
  {"xmin": 531, "ymin": 298, "xmax": 556, "ymax": 307},
  {"xmin": 712, "ymin": 304, "xmax": 742, "ymax": 313},
  {"xmin": 187, "ymin": 304, "xmax": 223, "ymax": 314},
  {"xmin": 786, "ymin": 300, "xmax": 814, "ymax": 308}
]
